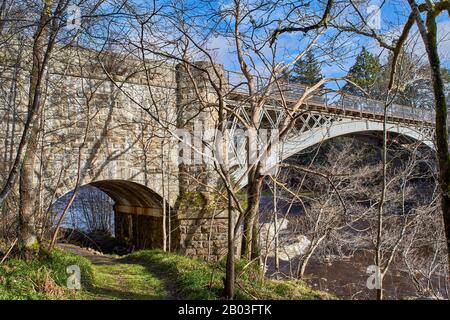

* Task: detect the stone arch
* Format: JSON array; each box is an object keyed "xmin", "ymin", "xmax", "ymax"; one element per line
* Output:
[
  {"xmin": 89, "ymin": 180, "xmax": 164, "ymax": 212},
  {"xmin": 57, "ymin": 179, "xmax": 167, "ymax": 250}
]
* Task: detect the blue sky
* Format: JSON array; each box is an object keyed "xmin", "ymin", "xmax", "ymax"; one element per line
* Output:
[
  {"xmin": 203, "ymin": 0, "xmax": 450, "ymax": 79},
  {"xmin": 78, "ymin": 0, "xmax": 449, "ymax": 81}
]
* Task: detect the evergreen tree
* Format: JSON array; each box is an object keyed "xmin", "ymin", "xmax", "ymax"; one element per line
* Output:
[
  {"xmin": 289, "ymin": 50, "xmax": 322, "ymax": 85},
  {"xmin": 344, "ymin": 47, "xmax": 383, "ymax": 98}
]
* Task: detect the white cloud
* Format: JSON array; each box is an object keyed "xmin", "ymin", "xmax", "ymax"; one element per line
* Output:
[{"xmin": 206, "ymin": 35, "xmax": 237, "ymax": 67}]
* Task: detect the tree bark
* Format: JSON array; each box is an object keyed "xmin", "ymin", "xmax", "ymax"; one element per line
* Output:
[
  {"xmin": 16, "ymin": 0, "xmax": 56, "ymax": 253},
  {"xmin": 273, "ymin": 180, "xmax": 280, "ymax": 277},
  {"xmin": 425, "ymin": 13, "xmax": 450, "ymax": 281},
  {"xmin": 241, "ymin": 167, "xmax": 264, "ymax": 260},
  {"xmin": 224, "ymin": 189, "xmax": 235, "ymax": 299},
  {"xmin": 375, "ymin": 104, "xmax": 388, "ymax": 300},
  {"xmin": 18, "ymin": 120, "xmax": 41, "ymax": 252},
  {"xmin": 407, "ymin": 0, "xmax": 450, "ymax": 278}
]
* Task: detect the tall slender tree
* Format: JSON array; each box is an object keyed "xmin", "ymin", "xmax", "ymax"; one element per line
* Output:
[
  {"xmin": 406, "ymin": 0, "xmax": 450, "ymax": 279},
  {"xmin": 17, "ymin": 0, "xmax": 64, "ymax": 255}
]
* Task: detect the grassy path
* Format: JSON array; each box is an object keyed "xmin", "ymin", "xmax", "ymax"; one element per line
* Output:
[
  {"xmin": 59, "ymin": 244, "xmax": 173, "ymax": 300},
  {"xmin": 55, "ymin": 244, "xmax": 332, "ymax": 300},
  {"xmin": 85, "ymin": 262, "xmax": 168, "ymax": 300},
  {"xmin": 1, "ymin": 244, "xmax": 330, "ymax": 300}
]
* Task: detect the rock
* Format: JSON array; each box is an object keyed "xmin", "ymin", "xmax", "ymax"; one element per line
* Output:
[
  {"xmin": 277, "ymin": 235, "xmax": 311, "ymax": 261},
  {"xmin": 259, "ymin": 217, "xmax": 311, "ymax": 261}
]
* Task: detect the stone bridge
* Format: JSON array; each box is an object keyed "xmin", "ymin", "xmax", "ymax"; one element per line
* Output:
[{"xmin": 0, "ymin": 47, "xmax": 438, "ymax": 260}]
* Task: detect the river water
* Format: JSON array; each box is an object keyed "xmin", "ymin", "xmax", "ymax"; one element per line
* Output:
[{"xmin": 259, "ymin": 195, "xmax": 449, "ymax": 300}]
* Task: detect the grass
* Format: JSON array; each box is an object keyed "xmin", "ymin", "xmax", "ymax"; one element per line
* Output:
[
  {"xmin": 82, "ymin": 262, "xmax": 167, "ymax": 300},
  {"xmin": 124, "ymin": 250, "xmax": 333, "ymax": 300},
  {"xmin": 0, "ymin": 249, "xmax": 93, "ymax": 300},
  {"xmin": 0, "ymin": 248, "xmax": 333, "ymax": 300}
]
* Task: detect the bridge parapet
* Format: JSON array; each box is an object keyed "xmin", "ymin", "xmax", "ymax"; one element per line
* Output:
[{"xmin": 224, "ymin": 69, "xmax": 439, "ymax": 125}]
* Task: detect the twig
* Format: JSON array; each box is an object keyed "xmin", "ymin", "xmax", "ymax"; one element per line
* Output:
[{"xmin": 0, "ymin": 238, "xmax": 18, "ymax": 264}]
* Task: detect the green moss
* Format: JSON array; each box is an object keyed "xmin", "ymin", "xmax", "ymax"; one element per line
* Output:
[
  {"xmin": 178, "ymin": 187, "xmax": 248, "ymax": 216},
  {"xmin": 26, "ymin": 238, "xmax": 41, "ymax": 251},
  {"xmin": 177, "ymin": 191, "xmax": 229, "ymax": 216}
]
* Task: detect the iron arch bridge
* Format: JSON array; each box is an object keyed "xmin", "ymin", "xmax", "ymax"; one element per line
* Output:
[{"xmin": 222, "ymin": 73, "xmax": 437, "ymax": 185}]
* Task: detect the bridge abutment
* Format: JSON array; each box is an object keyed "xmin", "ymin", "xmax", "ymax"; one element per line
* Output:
[{"xmin": 114, "ymin": 205, "xmax": 164, "ymax": 250}]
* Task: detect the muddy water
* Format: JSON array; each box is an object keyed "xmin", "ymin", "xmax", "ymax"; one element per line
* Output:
[
  {"xmin": 265, "ymin": 251, "xmax": 447, "ymax": 300},
  {"xmin": 259, "ymin": 196, "xmax": 448, "ymax": 300}
]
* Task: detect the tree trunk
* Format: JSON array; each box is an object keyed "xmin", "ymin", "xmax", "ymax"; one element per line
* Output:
[
  {"xmin": 424, "ymin": 16, "xmax": 450, "ymax": 280},
  {"xmin": 241, "ymin": 168, "xmax": 263, "ymax": 260},
  {"xmin": 224, "ymin": 190, "xmax": 235, "ymax": 299},
  {"xmin": 0, "ymin": 0, "xmax": 56, "ymax": 209},
  {"xmin": 18, "ymin": 120, "xmax": 40, "ymax": 253},
  {"xmin": 375, "ymin": 105, "xmax": 388, "ymax": 300},
  {"xmin": 407, "ymin": 0, "xmax": 450, "ymax": 278},
  {"xmin": 251, "ymin": 210, "xmax": 261, "ymax": 260},
  {"xmin": 16, "ymin": 0, "xmax": 55, "ymax": 254},
  {"xmin": 161, "ymin": 141, "xmax": 167, "ymax": 251},
  {"xmin": 273, "ymin": 181, "xmax": 280, "ymax": 277},
  {"xmin": 297, "ymin": 235, "xmax": 326, "ymax": 279}
]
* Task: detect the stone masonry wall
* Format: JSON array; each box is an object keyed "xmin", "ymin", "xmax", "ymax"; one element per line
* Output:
[
  {"xmin": 179, "ymin": 218, "xmax": 228, "ymax": 262},
  {"xmin": 0, "ymin": 46, "xmax": 229, "ymax": 261}
]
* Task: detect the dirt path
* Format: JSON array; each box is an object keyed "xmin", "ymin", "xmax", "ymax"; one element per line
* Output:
[{"xmin": 58, "ymin": 244, "xmax": 176, "ymax": 300}]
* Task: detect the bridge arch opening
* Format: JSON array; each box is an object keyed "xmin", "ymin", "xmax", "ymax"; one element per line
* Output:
[
  {"xmin": 53, "ymin": 180, "xmax": 166, "ymax": 254},
  {"xmin": 257, "ymin": 120, "xmax": 435, "ymax": 179},
  {"xmin": 258, "ymin": 134, "xmax": 441, "ymax": 297}
]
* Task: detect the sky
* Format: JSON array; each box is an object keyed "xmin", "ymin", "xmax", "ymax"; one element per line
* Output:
[
  {"xmin": 73, "ymin": 0, "xmax": 449, "ymax": 83},
  {"xmin": 203, "ymin": 0, "xmax": 450, "ymax": 79}
]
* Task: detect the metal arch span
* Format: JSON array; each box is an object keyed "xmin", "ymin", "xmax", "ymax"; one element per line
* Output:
[
  {"xmin": 279, "ymin": 118, "xmax": 435, "ymax": 162},
  {"xmin": 231, "ymin": 117, "xmax": 435, "ymax": 186}
]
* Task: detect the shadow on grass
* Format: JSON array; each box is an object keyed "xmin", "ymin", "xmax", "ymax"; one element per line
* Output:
[
  {"xmin": 120, "ymin": 251, "xmax": 227, "ymax": 300},
  {"xmin": 119, "ymin": 258, "xmax": 182, "ymax": 300},
  {"xmin": 83, "ymin": 285, "xmax": 163, "ymax": 300}
]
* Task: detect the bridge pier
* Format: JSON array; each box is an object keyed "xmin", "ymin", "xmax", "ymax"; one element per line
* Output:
[
  {"xmin": 173, "ymin": 61, "xmax": 229, "ymax": 261},
  {"xmin": 176, "ymin": 206, "xmax": 229, "ymax": 261}
]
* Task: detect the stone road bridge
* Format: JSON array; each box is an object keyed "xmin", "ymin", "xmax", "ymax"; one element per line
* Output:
[{"xmin": 0, "ymin": 52, "xmax": 438, "ymax": 260}]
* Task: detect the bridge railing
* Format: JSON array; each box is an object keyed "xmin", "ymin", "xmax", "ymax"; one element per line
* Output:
[
  {"xmin": 338, "ymin": 95, "xmax": 435, "ymax": 123},
  {"xmin": 224, "ymin": 69, "xmax": 437, "ymax": 124},
  {"xmin": 225, "ymin": 70, "xmax": 326, "ymax": 105}
]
